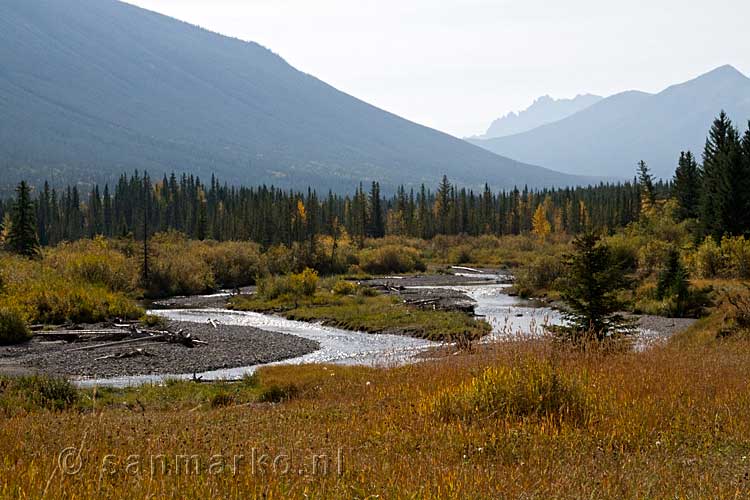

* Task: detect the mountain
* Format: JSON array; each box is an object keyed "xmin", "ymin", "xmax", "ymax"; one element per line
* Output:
[
  {"xmin": 0, "ymin": 0, "xmax": 593, "ymax": 194},
  {"xmin": 473, "ymin": 94, "xmax": 602, "ymax": 139},
  {"xmin": 469, "ymin": 66, "xmax": 750, "ymax": 179}
]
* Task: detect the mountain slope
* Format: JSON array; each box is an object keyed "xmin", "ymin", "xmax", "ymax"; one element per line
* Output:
[
  {"xmin": 470, "ymin": 66, "xmax": 750, "ymax": 178},
  {"xmin": 474, "ymin": 94, "xmax": 602, "ymax": 139},
  {"xmin": 0, "ymin": 0, "xmax": 591, "ymax": 192}
]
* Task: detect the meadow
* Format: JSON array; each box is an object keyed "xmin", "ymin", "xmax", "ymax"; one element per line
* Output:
[{"xmin": 1, "ymin": 318, "xmax": 749, "ymax": 498}]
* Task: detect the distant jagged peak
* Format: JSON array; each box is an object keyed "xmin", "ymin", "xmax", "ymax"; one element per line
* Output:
[{"xmin": 474, "ymin": 93, "xmax": 603, "ymax": 140}]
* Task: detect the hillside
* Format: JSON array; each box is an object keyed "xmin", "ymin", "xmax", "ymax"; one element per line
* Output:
[
  {"xmin": 0, "ymin": 0, "xmax": 591, "ymax": 193},
  {"xmin": 473, "ymin": 94, "xmax": 602, "ymax": 139},
  {"xmin": 470, "ymin": 66, "xmax": 750, "ymax": 178}
]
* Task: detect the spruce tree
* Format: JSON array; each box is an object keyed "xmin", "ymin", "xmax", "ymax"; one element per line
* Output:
[
  {"xmin": 700, "ymin": 111, "xmax": 748, "ymax": 239},
  {"xmin": 672, "ymin": 151, "xmax": 700, "ymax": 221},
  {"xmin": 637, "ymin": 160, "xmax": 656, "ymax": 213},
  {"xmin": 369, "ymin": 182, "xmax": 384, "ymax": 238},
  {"xmin": 7, "ymin": 181, "xmax": 40, "ymax": 257},
  {"xmin": 553, "ymin": 231, "xmax": 635, "ymax": 343}
]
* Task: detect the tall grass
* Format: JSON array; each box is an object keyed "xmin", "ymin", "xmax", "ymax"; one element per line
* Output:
[{"xmin": 1, "ymin": 339, "xmax": 749, "ymax": 497}]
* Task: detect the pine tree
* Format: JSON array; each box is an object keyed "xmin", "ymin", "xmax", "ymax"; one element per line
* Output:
[
  {"xmin": 700, "ymin": 111, "xmax": 747, "ymax": 239},
  {"xmin": 369, "ymin": 182, "xmax": 384, "ymax": 238},
  {"xmin": 672, "ymin": 151, "xmax": 700, "ymax": 221},
  {"xmin": 553, "ymin": 231, "xmax": 635, "ymax": 343},
  {"xmin": 656, "ymin": 249, "xmax": 689, "ymax": 302},
  {"xmin": 435, "ymin": 175, "xmax": 451, "ymax": 234},
  {"xmin": 7, "ymin": 181, "xmax": 40, "ymax": 257},
  {"xmin": 638, "ymin": 160, "xmax": 656, "ymax": 213}
]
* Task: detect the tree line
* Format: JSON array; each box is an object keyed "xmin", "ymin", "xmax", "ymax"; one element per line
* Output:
[
  {"xmin": 0, "ymin": 173, "xmax": 647, "ymax": 249},
  {"xmin": 1, "ymin": 112, "xmax": 748, "ymax": 252}
]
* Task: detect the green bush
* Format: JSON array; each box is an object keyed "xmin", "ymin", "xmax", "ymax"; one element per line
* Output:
[
  {"xmin": 0, "ymin": 307, "xmax": 31, "ymax": 345},
  {"xmin": 10, "ymin": 376, "xmax": 79, "ymax": 411},
  {"xmin": 256, "ymin": 275, "xmax": 293, "ymax": 301},
  {"xmin": 605, "ymin": 233, "xmax": 640, "ymax": 274},
  {"xmin": 514, "ymin": 255, "xmax": 564, "ymax": 298},
  {"xmin": 359, "ymin": 245, "xmax": 426, "ymax": 274}
]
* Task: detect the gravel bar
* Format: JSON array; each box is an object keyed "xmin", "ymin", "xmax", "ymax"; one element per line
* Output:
[{"xmin": 0, "ymin": 320, "xmax": 319, "ymax": 379}]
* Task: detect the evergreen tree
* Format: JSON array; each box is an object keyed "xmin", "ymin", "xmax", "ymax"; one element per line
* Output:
[
  {"xmin": 656, "ymin": 249, "xmax": 689, "ymax": 302},
  {"xmin": 700, "ymin": 111, "xmax": 748, "ymax": 239},
  {"xmin": 369, "ymin": 182, "xmax": 384, "ymax": 238},
  {"xmin": 7, "ymin": 181, "xmax": 40, "ymax": 257},
  {"xmin": 554, "ymin": 231, "xmax": 635, "ymax": 343},
  {"xmin": 637, "ymin": 160, "xmax": 656, "ymax": 213},
  {"xmin": 672, "ymin": 151, "xmax": 701, "ymax": 221},
  {"xmin": 435, "ymin": 175, "xmax": 451, "ymax": 234}
]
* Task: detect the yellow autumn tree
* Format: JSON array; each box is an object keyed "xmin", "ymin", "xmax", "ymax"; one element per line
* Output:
[{"xmin": 531, "ymin": 204, "xmax": 551, "ymax": 239}]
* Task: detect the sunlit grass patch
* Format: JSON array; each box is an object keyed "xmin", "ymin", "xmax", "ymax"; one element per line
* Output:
[{"xmin": 428, "ymin": 357, "xmax": 592, "ymax": 426}]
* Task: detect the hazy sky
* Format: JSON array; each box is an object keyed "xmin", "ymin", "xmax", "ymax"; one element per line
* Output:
[{"xmin": 125, "ymin": 0, "xmax": 749, "ymax": 138}]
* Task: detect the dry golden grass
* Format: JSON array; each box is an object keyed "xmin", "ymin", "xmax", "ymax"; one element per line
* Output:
[{"xmin": 1, "ymin": 336, "xmax": 750, "ymax": 498}]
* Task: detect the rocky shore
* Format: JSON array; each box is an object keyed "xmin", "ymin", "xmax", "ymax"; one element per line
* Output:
[{"xmin": 0, "ymin": 320, "xmax": 319, "ymax": 379}]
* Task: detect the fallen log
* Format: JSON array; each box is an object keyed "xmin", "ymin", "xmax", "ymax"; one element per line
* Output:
[
  {"xmin": 95, "ymin": 348, "xmax": 155, "ymax": 361},
  {"xmin": 68, "ymin": 335, "xmax": 166, "ymax": 352},
  {"xmin": 451, "ymin": 266, "xmax": 484, "ymax": 274},
  {"xmin": 34, "ymin": 332, "xmax": 82, "ymax": 342}
]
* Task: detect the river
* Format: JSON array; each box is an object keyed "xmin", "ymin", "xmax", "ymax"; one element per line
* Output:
[{"xmin": 82, "ymin": 280, "xmax": 656, "ymax": 387}]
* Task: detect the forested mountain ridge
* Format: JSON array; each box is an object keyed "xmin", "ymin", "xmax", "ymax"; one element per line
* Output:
[
  {"xmin": 470, "ymin": 65, "xmax": 750, "ymax": 178},
  {"xmin": 0, "ymin": 0, "xmax": 591, "ymax": 194}
]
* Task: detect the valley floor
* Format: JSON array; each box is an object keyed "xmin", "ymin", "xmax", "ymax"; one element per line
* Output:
[{"xmin": 1, "ymin": 332, "xmax": 749, "ymax": 498}]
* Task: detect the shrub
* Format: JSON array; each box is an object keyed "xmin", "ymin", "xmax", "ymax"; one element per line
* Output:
[
  {"xmin": 263, "ymin": 245, "xmax": 294, "ymax": 276},
  {"xmin": 290, "ymin": 268, "xmax": 319, "ymax": 297},
  {"xmin": 147, "ymin": 234, "xmax": 215, "ymax": 297},
  {"xmin": 210, "ymin": 392, "xmax": 235, "ymax": 408},
  {"xmin": 448, "ymin": 245, "xmax": 473, "ymax": 265},
  {"xmin": 721, "ymin": 236, "xmax": 750, "ymax": 279},
  {"xmin": 2, "ymin": 278, "xmax": 142, "ymax": 325},
  {"xmin": 638, "ymin": 239, "xmax": 672, "ymax": 277},
  {"xmin": 0, "ymin": 307, "xmax": 31, "ymax": 345},
  {"xmin": 691, "ymin": 237, "xmax": 724, "ymax": 278},
  {"xmin": 429, "ymin": 359, "xmax": 590, "ymax": 425},
  {"xmin": 198, "ymin": 241, "xmax": 263, "ymax": 288},
  {"xmin": 332, "ymin": 280, "xmax": 358, "ymax": 296},
  {"xmin": 258, "ymin": 384, "xmax": 298, "ymax": 403},
  {"xmin": 257, "ymin": 269, "xmax": 319, "ymax": 301},
  {"xmin": 514, "ymin": 255, "xmax": 564, "ymax": 298},
  {"xmin": 605, "ymin": 233, "xmax": 640, "ymax": 274},
  {"xmin": 46, "ymin": 238, "xmax": 136, "ymax": 292},
  {"xmin": 359, "ymin": 245, "xmax": 426, "ymax": 274},
  {"xmin": 142, "ymin": 314, "xmax": 167, "ymax": 328},
  {"xmin": 11, "ymin": 376, "xmax": 79, "ymax": 411},
  {"xmin": 256, "ymin": 275, "xmax": 294, "ymax": 301}
]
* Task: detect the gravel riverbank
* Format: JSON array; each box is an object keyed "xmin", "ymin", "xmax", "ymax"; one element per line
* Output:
[{"xmin": 0, "ymin": 320, "xmax": 319, "ymax": 379}]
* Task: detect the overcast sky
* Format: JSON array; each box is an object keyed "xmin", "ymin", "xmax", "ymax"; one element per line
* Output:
[{"xmin": 125, "ymin": 0, "xmax": 749, "ymax": 138}]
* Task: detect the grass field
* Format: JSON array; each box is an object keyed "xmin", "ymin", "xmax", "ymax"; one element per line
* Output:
[{"xmin": 1, "ymin": 319, "xmax": 749, "ymax": 498}]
